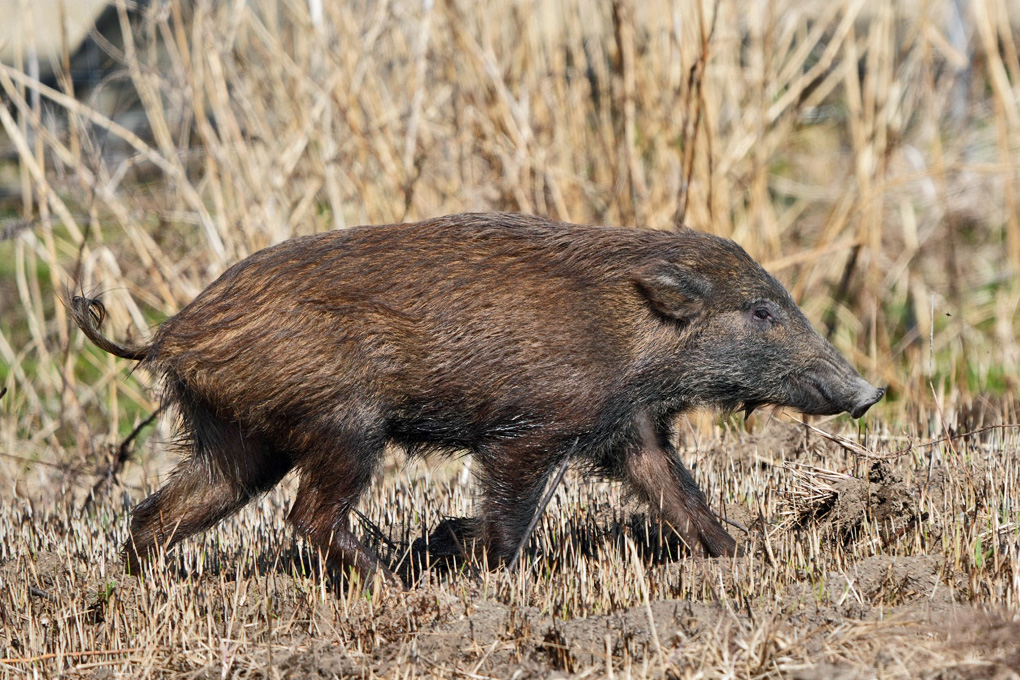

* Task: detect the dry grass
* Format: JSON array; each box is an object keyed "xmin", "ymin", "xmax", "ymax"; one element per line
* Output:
[{"xmin": 1, "ymin": 0, "xmax": 1019, "ymax": 677}]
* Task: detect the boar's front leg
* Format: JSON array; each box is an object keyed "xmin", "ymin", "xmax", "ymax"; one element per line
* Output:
[
  {"xmin": 474, "ymin": 437, "xmax": 572, "ymax": 566},
  {"xmin": 623, "ymin": 413, "xmax": 737, "ymax": 558}
]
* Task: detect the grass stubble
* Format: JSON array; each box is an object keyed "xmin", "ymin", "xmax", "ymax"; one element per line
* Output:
[
  {"xmin": 2, "ymin": 418, "xmax": 1019, "ymax": 678},
  {"xmin": 1, "ymin": 0, "xmax": 1019, "ymax": 677}
]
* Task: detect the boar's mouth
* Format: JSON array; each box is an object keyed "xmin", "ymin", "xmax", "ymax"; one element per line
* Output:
[{"xmin": 786, "ymin": 373, "xmax": 885, "ymax": 419}]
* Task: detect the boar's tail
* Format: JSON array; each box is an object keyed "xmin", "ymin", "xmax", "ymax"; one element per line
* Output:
[{"xmin": 70, "ymin": 296, "xmax": 150, "ymax": 361}]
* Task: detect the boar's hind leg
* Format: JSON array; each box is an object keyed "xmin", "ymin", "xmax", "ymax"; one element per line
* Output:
[
  {"xmin": 623, "ymin": 415, "xmax": 737, "ymax": 558},
  {"xmin": 126, "ymin": 414, "xmax": 291, "ymax": 574},
  {"xmin": 287, "ymin": 432, "xmax": 396, "ymax": 586}
]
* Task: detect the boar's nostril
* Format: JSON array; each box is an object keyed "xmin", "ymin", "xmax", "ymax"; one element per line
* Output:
[{"xmin": 849, "ymin": 386, "xmax": 885, "ymax": 419}]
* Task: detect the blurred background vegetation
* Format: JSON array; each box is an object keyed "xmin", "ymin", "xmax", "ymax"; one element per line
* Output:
[{"xmin": 1, "ymin": 0, "xmax": 1018, "ymax": 472}]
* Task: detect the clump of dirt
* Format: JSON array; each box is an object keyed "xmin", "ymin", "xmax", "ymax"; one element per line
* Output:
[
  {"xmin": 791, "ymin": 460, "xmax": 921, "ymax": 548},
  {"xmin": 864, "ymin": 461, "xmax": 916, "ymax": 528}
]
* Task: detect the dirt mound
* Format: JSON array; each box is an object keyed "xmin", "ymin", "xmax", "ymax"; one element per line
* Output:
[{"xmin": 781, "ymin": 458, "xmax": 924, "ymax": 549}]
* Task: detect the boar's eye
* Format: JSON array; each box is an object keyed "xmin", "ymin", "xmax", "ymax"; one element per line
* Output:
[{"xmin": 749, "ymin": 304, "xmax": 775, "ymax": 324}]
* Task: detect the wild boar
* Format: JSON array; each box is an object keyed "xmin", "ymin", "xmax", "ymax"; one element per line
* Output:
[{"xmin": 71, "ymin": 212, "xmax": 884, "ymax": 581}]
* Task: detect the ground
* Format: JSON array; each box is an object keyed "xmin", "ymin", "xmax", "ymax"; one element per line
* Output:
[{"xmin": 1, "ymin": 417, "xmax": 1017, "ymax": 678}]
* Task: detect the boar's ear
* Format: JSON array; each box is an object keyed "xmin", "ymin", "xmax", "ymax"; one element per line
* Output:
[{"xmin": 634, "ymin": 261, "xmax": 711, "ymax": 322}]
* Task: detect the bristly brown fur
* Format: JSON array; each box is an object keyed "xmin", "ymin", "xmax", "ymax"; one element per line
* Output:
[{"xmin": 72, "ymin": 211, "xmax": 883, "ymax": 583}]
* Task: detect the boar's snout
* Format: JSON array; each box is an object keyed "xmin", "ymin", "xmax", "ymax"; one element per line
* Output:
[
  {"xmin": 849, "ymin": 382, "xmax": 885, "ymax": 418},
  {"xmin": 791, "ymin": 361, "xmax": 885, "ymax": 419}
]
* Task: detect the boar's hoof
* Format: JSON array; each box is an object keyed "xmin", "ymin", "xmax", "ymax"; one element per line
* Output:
[{"xmin": 411, "ymin": 517, "xmax": 482, "ymax": 566}]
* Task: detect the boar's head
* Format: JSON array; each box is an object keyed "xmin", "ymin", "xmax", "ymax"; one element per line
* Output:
[{"xmin": 636, "ymin": 234, "xmax": 885, "ymax": 420}]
